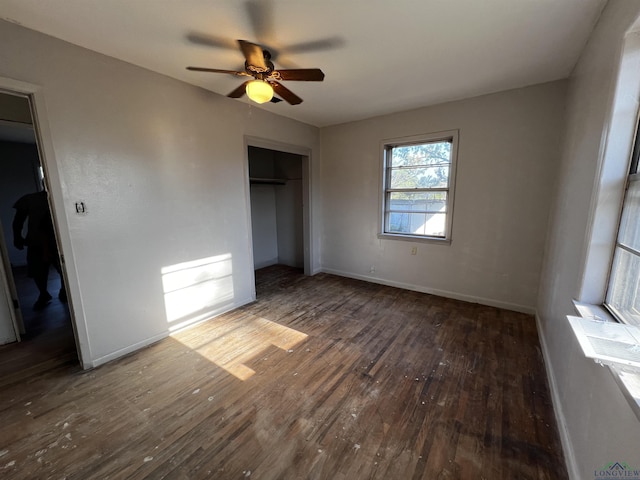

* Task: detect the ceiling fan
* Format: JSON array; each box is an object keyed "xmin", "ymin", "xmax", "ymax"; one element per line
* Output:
[{"xmin": 186, "ymin": 39, "xmax": 325, "ymax": 105}]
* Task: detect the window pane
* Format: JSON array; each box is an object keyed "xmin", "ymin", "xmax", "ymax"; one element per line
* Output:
[
  {"xmin": 607, "ymin": 247, "xmax": 640, "ymax": 327},
  {"xmin": 388, "ymin": 191, "xmax": 447, "ymax": 213},
  {"xmin": 389, "ymin": 166, "xmax": 449, "ymax": 189},
  {"xmin": 618, "ymin": 179, "xmax": 640, "ymax": 252},
  {"xmin": 382, "ymin": 133, "xmax": 457, "ymax": 240},
  {"xmin": 391, "ymin": 142, "xmax": 452, "ymax": 167},
  {"xmin": 386, "ymin": 212, "xmax": 446, "ymax": 237}
]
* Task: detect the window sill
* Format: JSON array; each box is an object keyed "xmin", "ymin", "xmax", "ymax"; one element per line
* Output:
[
  {"xmin": 572, "ymin": 300, "xmax": 640, "ymax": 421},
  {"xmin": 377, "ymin": 233, "xmax": 451, "ymax": 245}
]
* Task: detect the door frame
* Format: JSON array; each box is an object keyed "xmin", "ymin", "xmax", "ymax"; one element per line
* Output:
[
  {"xmin": 0, "ymin": 217, "xmax": 22, "ymax": 341},
  {"xmin": 243, "ymin": 136, "xmax": 313, "ymax": 296},
  {"xmin": 0, "ymin": 76, "xmax": 90, "ymax": 368},
  {"xmin": 0, "ymin": 218, "xmax": 20, "ymax": 345}
]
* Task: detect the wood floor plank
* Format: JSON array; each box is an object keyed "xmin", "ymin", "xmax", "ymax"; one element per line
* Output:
[{"xmin": 0, "ymin": 265, "xmax": 568, "ymax": 479}]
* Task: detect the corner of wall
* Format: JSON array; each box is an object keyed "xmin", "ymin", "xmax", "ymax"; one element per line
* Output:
[{"xmin": 535, "ymin": 313, "xmax": 579, "ymax": 479}]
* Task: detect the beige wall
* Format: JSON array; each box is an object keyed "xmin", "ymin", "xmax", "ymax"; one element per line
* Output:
[
  {"xmin": 320, "ymin": 81, "xmax": 566, "ymax": 312},
  {"xmin": 537, "ymin": 1, "xmax": 640, "ymax": 478},
  {"xmin": 4, "ymin": 4, "xmax": 640, "ymax": 475},
  {"xmin": 0, "ymin": 20, "xmax": 320, "ymax": 367}
]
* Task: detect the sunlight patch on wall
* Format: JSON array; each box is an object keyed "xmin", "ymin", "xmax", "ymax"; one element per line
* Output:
[
  {"xmin": 172, "ymin": 313, "xmax": 308, "ymax": 381},
  {"xmin": 162, "ymin": 253, "xmax": 234, "ymax": 331}
]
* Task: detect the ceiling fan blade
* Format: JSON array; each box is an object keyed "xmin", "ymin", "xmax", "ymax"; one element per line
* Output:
[
  {"xmin": 275, "ymin": 69, "xmax": 325, "ymax": 81},
  {"xmin": 271, "ymin": 82, "xmax": 302, "ymax": 105},
  {"xmin": 187, "ymin": 67, "xmax": 250, "ymax": 77},
  {"xmin": 245, "ymin": 0, "xmax": 275, "ymax": 45},
  {"xmin": 186, "ymin": 32, "xmax": 237, "ymax": 50},
  {"xmin": 270, "ymin": 97, "xmax": 283, "ymax": 103},
  {"xmin": 281, "ymin": 37, "xmax": 344, "ymax": 55},
  {"xmin": 238, "ymin": 39, "xmax": 267, "ymax": 70},
  {"xmin": 228, "ymin": 81, "xmax": 250, "ymax": 98}
]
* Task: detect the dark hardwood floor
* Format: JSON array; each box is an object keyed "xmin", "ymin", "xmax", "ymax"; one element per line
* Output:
[
  {"xmin": 0, "ymin": 266, "xmax": 76, "ymax": 383},
  {"xmin": 0, "ymin": 265, "xmax": 567, "ymax": 479}
]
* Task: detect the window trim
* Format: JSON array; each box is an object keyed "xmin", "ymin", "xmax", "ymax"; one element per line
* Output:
[
  {"xmin": 378, "ymin": 130, "xmax": 459, "ymax": 244},
  {"xmin": 604, "ymin": 111, "xmax": 640, "ymax": 327}
]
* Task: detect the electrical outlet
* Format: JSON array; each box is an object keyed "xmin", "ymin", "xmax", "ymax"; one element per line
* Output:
[
  {"xmin": 411, "ymin": 246, "xmax": 417, "ymax": 255},
  {"xmin": 369, "ymin": 266, "xmax": 375, "ymax": 273}
]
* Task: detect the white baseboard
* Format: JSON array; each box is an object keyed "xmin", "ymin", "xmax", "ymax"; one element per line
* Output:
[
  {"xmin": 310, "ymin": 266, "xmax": 323, "ymax": 276},
  {"xmin": 89, "ymin": 330, "xmax": 169, "ymax": 369},
  {"xmin": 535, "ymin": 313, "xmax": 579, "ymax": 480},
  {"xmin": 254, "ymin": 258, "xmax": 279, "ymax": 270},
  {"xmin": 88, "ymin": 295, "xmax": 255, "ymax": 369},
  {"xmin": 320, "ymin": 268, "xmax": 536, "ymax": 314}
]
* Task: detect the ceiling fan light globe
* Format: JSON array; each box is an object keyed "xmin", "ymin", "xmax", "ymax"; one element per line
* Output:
[{"xmin": 246, "ymin": 80, "xmax": 274, "ymax": 104}]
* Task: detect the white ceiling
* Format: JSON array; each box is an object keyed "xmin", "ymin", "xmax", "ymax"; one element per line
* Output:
[{"xmin": 0, "ymin": 0, "xmax": 606, "ymax": 127}]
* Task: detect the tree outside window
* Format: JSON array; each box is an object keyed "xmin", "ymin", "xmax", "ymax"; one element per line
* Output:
[{"xmin": 381, "ymin": 131, "xmax": 458, "ymax": 241}]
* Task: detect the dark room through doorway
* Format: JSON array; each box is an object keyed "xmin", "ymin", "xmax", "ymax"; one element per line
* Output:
[{"xmin": 0, "ymin": 91, "xmax": 77, "ymax": 377}]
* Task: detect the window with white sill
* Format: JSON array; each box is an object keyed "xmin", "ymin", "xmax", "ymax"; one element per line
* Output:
[
  {"xmin": 606, "ymin": 118, "xmax": 640, "ymax": 327},
  {"xmin": 380, "ymin": 131, "xmax": 458, "ymax": 242}
]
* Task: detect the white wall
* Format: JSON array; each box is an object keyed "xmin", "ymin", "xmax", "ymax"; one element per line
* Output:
[
  {"xmin": 274, "ymin": 152, "xmax": 303, "ymax": 268},
  {"xmin": 250, "ymin": 184, "xmax": 279, "ymax": 269},
  {"xmin": 5, "ymin": 8, "xmax": 640, "ymax": 473},
  {"xmin": 249, "ymin": 148, "xmax": 279, "ymax": 269},
  {"xmin": 537, "ymin": 1, "xmax": 640, "ymax": 478},
  {"xmin": 275, "ymin": 178, "xmax": 303, "ymax": 267},
  {"xmin": 320, "ymin": 81, "xmax": 566, "ymax": 312},
  {"xmin": 0, "ymin": 20, "xmax": 320, "ymax": 367}
]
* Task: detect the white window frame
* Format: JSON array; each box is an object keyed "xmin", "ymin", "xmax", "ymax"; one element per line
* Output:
[
  {"xmin": 379, "ymin": 130, "xmax": 459, "ymax": 243},
  {"xmin": 604, "ymin": 115, "xmax": 640, "ymax": 327}
]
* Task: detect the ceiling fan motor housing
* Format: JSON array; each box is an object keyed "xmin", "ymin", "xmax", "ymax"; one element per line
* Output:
[
  {"xmin": 246, "ymin": 61, "xmax": 274, "ymax": 76},
  {"xmin": 186, "ymin": 40, "xmax": 323, "ymax": 105}
]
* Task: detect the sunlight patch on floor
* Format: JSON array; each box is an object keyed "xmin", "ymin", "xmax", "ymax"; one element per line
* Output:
[{"xmin": 172, "ymin": 314, "xmax": 308, "ymax": 380}]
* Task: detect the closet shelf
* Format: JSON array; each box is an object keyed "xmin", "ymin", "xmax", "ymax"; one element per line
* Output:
[{"xmin": 249, "ymin": 177, "xmax": 287, "ymax": 185}]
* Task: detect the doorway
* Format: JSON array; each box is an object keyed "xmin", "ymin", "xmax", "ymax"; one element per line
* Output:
[
  {"xmin": 246, "ymin": 139, "xmax": 312, "ymax": 295},
  {"xmin": 0, "ymin": 91, "xmax": 77, "ymax": 375}
]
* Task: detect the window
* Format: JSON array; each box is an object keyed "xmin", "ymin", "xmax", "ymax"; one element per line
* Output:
[
  {"xmin": 380, "ymin": 131, "xmax": 458, "ymax": 241},
  {"xmin": 606, "ymin": 119, "xmax": 640, "ymax": 327}
]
